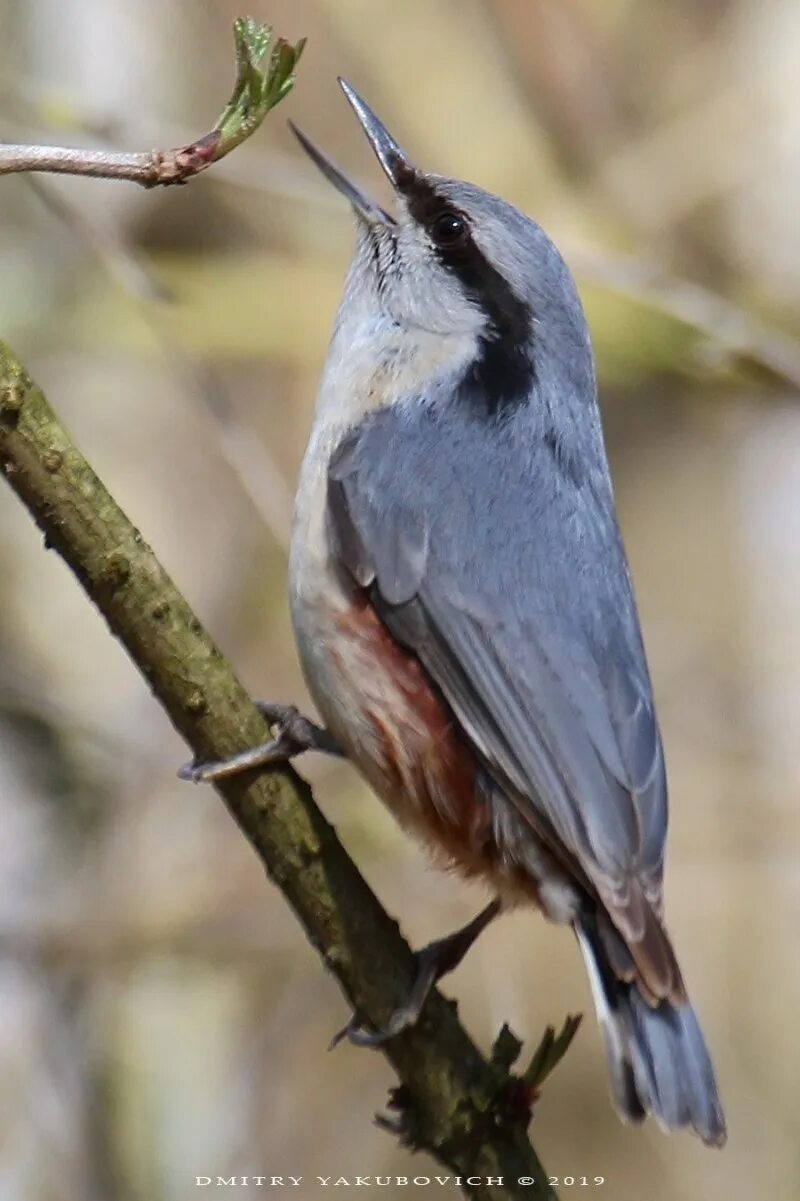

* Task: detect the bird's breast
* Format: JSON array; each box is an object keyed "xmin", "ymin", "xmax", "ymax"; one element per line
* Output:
[
  {"xmin": 286, "ymin": 315, "xmax": 558, "ymax": 900},
  {"xmin": 290, "ymin": 556, "xmax": 557, "ymax": 909},
  {"xmin": 291, "ymin": 549, "xmax": 489, "ymax": 862}
]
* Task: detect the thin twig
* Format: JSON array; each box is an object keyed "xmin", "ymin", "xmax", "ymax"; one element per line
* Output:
[
  {"xmin": 0, "ymin": 140, "xmax": 217, "ymax": 185},
  {"xmin": 195, "ymin": 367, "xmax": 295, "ymax": 547},
  {"xmin": 0, "ymin": 20, "xmax": 304, "ymax": 188},
  {"xmin": 24, "ymin": 173, "xmax": 294, "ymax": 549}
]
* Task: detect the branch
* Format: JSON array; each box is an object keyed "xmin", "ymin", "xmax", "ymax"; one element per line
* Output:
[
  {"xmin": 0, "ymin": 20, "xmax": 305, "ymax": 187},
  {"xmin": 569, "ymin": 243, "xmax": 800, "ymax": 394},
  {"xmin": 0, "ymin": 349, "xmax": 563, "ymax": 1199}
]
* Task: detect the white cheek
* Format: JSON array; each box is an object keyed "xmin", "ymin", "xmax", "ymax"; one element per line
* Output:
[{"xmin": 388, "ymin": 238, "xmax": 484, "ymax": 337}]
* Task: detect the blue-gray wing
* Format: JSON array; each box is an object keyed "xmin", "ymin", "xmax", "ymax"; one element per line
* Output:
[{"xmin": 328, "ymin": 400, "xmax": 675, "ymax": 996}]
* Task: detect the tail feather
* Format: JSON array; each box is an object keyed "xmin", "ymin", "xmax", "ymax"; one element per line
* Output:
[
  {"xmin": 604, "ymin": 881, "xmax": 686, "ymax": 1004},
  {"xmin": 575, "ymin": 916, "xmax": 727, "ymax": 1147}
]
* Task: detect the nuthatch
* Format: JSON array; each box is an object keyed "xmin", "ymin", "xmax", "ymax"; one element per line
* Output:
[{"xmin": 184, "ymin": 80, "xmax": 726, "ymax": 1147}]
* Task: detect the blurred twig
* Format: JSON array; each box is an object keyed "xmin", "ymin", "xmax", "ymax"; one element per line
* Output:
[
  {"xmin": 478, "ymin": 1, "xmax": 800, "ymax": 393},
  {"xmin": 24, "ymin": 176, "xmax": 168, "ymax": 301},
  {"xmin": 488, "ymin": 0, "xmax": 627, "ymax": 183},
  {"xmin": 195, "ymin": 369, "xmax": 294, "ymax": 546},
  {"xmin": 24, "ymin": 175, "xmax": 294, "ymax": 551},
  {"xmin": 0, "ymin": 20, "xmax": 304, "ymax": 187},
  {"xmin": 0, "ymin": 354, "xmax": 557, "ymax": 1201},
  {"xmin": 570, "ymin": 243, "xmax": 800, "ymax": 391}
]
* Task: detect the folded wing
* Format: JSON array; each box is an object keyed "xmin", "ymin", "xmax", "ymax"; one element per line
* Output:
[{"xmin": 327, "ymin": 401, "xmax": 680, "ymax": 1001}]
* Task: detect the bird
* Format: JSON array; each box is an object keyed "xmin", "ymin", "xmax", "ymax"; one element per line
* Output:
[{"xmin": 182, "ymin": 79, "xmax": 727, "ymax": 1148}]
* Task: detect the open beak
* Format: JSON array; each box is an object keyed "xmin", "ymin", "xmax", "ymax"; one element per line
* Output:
[{"xmin": 289, "ymin": 79, "xmax": 417, "ymax": 226}]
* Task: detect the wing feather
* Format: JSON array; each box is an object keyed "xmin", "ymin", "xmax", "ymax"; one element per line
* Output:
[{"xmin": 327, "ymin": 401, "xmax": 676, "ymax": 993}]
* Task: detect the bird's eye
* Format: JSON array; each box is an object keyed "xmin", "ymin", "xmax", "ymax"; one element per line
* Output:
[{"xmin": 430, "ymin": 210, "xmax": 468, "ymax": 248}]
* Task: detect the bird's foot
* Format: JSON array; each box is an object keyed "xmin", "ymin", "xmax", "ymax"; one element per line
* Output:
[
  {"xmin": 329, "ymin": 899, "xmax": 501, "ymax": 1049},
  {"xmin": 178, "ymin": 702, "xmax": 342, "ymax": 783}
]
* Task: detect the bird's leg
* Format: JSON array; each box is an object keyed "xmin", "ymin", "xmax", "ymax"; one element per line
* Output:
[
  {"xmin": 331, "ymin": 898, "xmax": 502, "ymax": 1049},
  {"xmin": 179, "ymin": 703, "xmax": 343, "ymax": 783},
  {"xmin": 255, "ymin": 703, "xmax": 343, "ymax": 757}
]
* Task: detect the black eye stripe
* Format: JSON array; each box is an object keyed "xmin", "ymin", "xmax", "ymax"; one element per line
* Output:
[{"xmin": 401, "ymin": 176, "xmax": 534, "ymax": 412}]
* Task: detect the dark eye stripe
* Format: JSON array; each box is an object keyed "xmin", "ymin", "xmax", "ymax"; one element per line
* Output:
[{"xmin": 402, "ymin": 177, "xmax": 534, "ymax": 412}]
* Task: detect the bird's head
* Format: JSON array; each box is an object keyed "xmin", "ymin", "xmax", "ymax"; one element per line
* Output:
[{"xmin": 292, "ymin": 80, "xmax": 594, "ymax": 412}]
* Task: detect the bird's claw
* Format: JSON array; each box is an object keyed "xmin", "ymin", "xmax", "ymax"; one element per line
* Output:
[
  {"xmin": 328, "ymin": 900, "xmax": 501, "ymax": 1053},
  {"xmin": 328, "ymin": 1007, "xmax": 415, "ymax": 1051},
  {"xmin": 178, "ymin": 703, "xmax": 342, "ymax": 784},
  {"xmin": 254, "ymin": 703, "xmax": 343, "ymax": 757},
  {"xmin": 177, "ymin": 740, "xmax": 284, "ymax": 783}
]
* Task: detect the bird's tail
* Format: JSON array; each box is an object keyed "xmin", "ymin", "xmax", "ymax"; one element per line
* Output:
[{"xmin": 574, "ymin": 912, "xmax": 727, "ymax": 1147}]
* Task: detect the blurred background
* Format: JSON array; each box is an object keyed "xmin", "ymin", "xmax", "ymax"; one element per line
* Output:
[{"xmin": 1, "ymin": 1, "xmax": 798, "ymax": 1198}]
